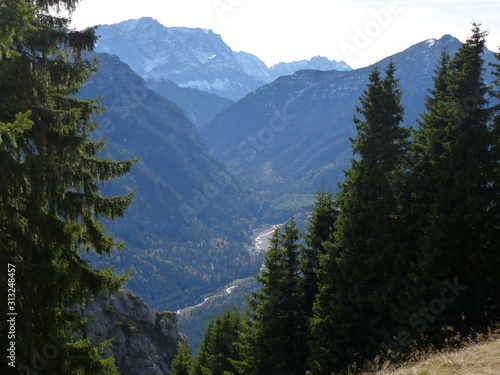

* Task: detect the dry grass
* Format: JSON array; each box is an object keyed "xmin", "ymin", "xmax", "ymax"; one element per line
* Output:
[{"xmin": 365, "ymin": 333, "xmax": 500, "ymax": 375}]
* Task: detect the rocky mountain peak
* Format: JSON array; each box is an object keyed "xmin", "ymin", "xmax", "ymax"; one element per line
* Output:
[
  {"xmin": 95, "ymin": 17, "xmax": 352, "ymax": 100},
  {"xmin": 95, "ymin": 17, "xmax": 262, "ymax": 100}
]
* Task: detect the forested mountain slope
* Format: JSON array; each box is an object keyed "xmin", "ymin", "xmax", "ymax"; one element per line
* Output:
[
  {"xmin": 78, "ymin": 53, "xmax": 262, "ymax": 310},
  {"xmin": 201, "ymin": 35, "xmax": 498, "ymax": 194}
]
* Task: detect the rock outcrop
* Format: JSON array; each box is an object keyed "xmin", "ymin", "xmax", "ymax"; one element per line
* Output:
[{"xmin": 81, "ymin": 289, "xmax": 186, "ymax": 375}]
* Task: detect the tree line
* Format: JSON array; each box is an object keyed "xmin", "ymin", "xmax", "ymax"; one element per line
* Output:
[{"xmin": 172, "ymin": 23, "xmax": 500, "ymax": 375}]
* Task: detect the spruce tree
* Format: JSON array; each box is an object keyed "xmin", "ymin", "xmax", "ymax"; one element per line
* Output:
[
  {"xmin": 235, "ymin": 218, "xmax": 306, "ymax": 375},
  {"xmin": 309, "ymin": 62, "xmax": 411, "ymax": 373},
  {"xmin": 487, "ymin": 46, "xmax": 500, "ymax": 297},
  {"xmin": 414, "ymin": 23, "xmax": 497, "ymax": 333},
  {"xmin": 193, "ymin": 309, "xmax": 241, "ymax": 375},
  {"xmin": 302, "ymin": 189, "xmax": 338, "ymax": 319},
  {"xmin": 300, "ymin": 190, "xmax": 339, "ymax": 374},
  {"xmin": 308, "ymin": 229, "xmax": 345, "ymax": 374},
  {"xmin": 0, "ymin": 1, "xmax": 135, "ymax": 373},
  {"xmin": 395, "ymin": 49, "xmax": 456, "ymax": 342},
  {"xmin": 483, "ymin": 36, "xmax": 500, "ymax": 321},
  {"xmin": 0, "ymin": 0, "xmax": 34, "ymax": 60},
  {"xmin": 413, "ymin": 49, "xmax": 451, "ymax": 167},
  {"xmin": 172, "ymin": 343, "xmax": 194, "ymax": 375},
  {"xmin": 0, "ymin": 0, "xmax": 34, "ymax": 136}
]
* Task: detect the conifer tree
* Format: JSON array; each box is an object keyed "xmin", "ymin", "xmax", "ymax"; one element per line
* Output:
[
  {"xmin": 301, "ymin": 189, "xmax": 338, "ymax": 319},
  {"xmin": 172, "ymin": 343, "xmax": 194, "ymax": 375},
  {"xmin": 193, "ymin": 309, "xmax": 241, "ymax": 375},
  {"xmin": 235, "ymin": 218, "xmax": 306, "ymax": 375},
  {"xmin": 487, "ymin": 47, "xmax": 500, "ymax": 294},
  {"xmin": 413, "ymin": 23, "xmax": 497, "ymax": 332},
  {"xmin": 0, "ymin": 1, "xmax": 135, "ymax": 373},
  {"xmin": 482, "ymin": 36, "xmax": 500, "ymax": 321},
  {"xmin": 302, "ymin": 190, "xmax": 339, "ymax": 374},
  {"xmin": 309, "ymin": 62, "xmax": 411, "ymax": 373},
  {"xmin": 413, "ymin": 49, "xmax": 451, "ymax": 167},
  {"xmin": 0, "ymin": 1, "xmax": 34, "ymax": 136},
  {"xmin": 308, "ymin": 229, "xmax": 345, "ymax": 374},
  {"xmin": 0, "ymin": 0, "xmax": 33, "ymax": 60},
  {"xmin": 391, "ymin": 49, "xmax": 456, "ymax": 341}
]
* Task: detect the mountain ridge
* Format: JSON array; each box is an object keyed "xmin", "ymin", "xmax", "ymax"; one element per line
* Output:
[
  {"xmin": 200, "ymin": 34, "xmax": 498, "ymax": 195},
  {"xmin": 269, "ymin": 55, "xmax": 351, "ymax": 79},
  {"xmin": 95, "ymin": 17, "xmax": 351, "ymax": 101}
]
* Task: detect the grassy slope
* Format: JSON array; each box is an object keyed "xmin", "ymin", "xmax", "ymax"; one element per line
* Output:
[{"xmin": 367, "ymin": 336, "xmax": 500, "ymax": 375}]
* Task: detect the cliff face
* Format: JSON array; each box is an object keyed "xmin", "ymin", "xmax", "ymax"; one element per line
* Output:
[{"xmin": 81, "ymin": 290, "xmax": 186, "ymax": 375}]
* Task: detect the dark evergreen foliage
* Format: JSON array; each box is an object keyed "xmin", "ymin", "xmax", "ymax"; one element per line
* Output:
[
  {"xmin": 410, "ymin": 23, "xmax": 500, "ymax": 335},
  {"xmin": 204, "ymin": 29, "xmax": 499, "ymax": 373},
  {"xmin": 192, "ymin": 309, "xmax": 241, "ymax": 375},
  {"xmin": 0, "ymin": 1, "xmax": 134, "ymax": 373},
  {"xmin": 235, "ymin": 218, "xmax": 306, "ymax": 375},
  {"xmin": 2, "ymin": 8, "xmax": 499, "ymax": 375},
  {"xmin": 171, "ymin": 343, "xmax": 194, "ymax": 375},
  {"xmin": 302, "ymin": 189, "xmax": 338, "ymax": 319},
  {"xmin": 309, "ymin": 62, "xmax": 411, "ymax": 373}
]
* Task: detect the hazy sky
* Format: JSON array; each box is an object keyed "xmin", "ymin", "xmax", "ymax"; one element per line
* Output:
[{"xmin": 69, "ymin": 0, "xmax": 500, "ymax": 69}]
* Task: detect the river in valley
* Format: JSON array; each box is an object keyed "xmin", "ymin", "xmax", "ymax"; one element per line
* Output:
[
  {"xmin": 177, "ymin": 224, "xmax": 283, "ymax": 315},
  {"xmin": 254, "ymin": 224, "xmax": 284, "ymax": 252}
]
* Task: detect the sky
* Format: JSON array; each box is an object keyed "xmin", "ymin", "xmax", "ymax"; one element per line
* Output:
[{"xmin": 68, "ymin": 0, "xmax": 500, "ymax": 69}]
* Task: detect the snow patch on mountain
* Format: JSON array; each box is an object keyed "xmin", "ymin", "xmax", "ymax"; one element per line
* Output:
[
  {"xmin": 426, "ymin": 38, "xmax": 436, "ymax": 47},
  {"xmin": 179, "ymin": 80, "xmax": 212, "ymax": 92},
  {"xmin": 95, "ymin": 17, "xmax": 352, "ymax": 100}
]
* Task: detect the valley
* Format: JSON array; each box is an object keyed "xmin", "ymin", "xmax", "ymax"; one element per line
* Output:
[
  {"xmin": 176, "ymin": 223, "xmax": 283, "ymax": 350},
  {"xmin": 3, "ymin": 3, "xmax": 499, "ymax": 375},
  {"xmin": 81, "ymin": 18, "xmax": 499, "ymax": 328},
  {"xmin": 254, "ymin": 224, "xmax": 283, "ymax": 251},
  {"xmin": 178, "ymin": 222, "xmax": 281, "ymax": 316}
]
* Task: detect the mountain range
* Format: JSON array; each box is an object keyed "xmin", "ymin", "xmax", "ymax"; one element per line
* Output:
[
  {"xmin": 95, "ymin": 17, "xmax": 351, "ymax": 101},
  {"xmin": 79, "ymin": 20, "xmax": 499, "ymax": 339},
  {"xmin": 200, "ymin": 34, "xmax": 499, "ymax": 195}
]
